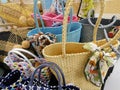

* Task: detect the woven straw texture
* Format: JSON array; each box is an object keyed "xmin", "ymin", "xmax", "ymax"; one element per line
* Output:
[
  {"xmin": 42, "ymin": 0, "xmax": 100, "ymax": 89},
  {"xmin": 42, "ymin": 0, "xmax": 120, "ymax": 89},
  {"xmin": 0, "ymin": 0, "xmax": 33, "ymax": 27},
  {"xmin": 0, "ymin": 27, "xmax": 29, "ymax": 61}
]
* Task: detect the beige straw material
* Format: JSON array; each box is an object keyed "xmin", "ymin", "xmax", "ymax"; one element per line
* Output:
[
  {"xmin": 0, "ymin": 40, "xmax": 17, "ymax": 52},
  {"xmin": 93, "ymin": 0, "xmax": 105, "ymax": 43},
  {"xmin": 42, "ymin": 0, "xmax": 119, "ymax": 89},
  {"xmin": 0, "ymin": 0, "xmax": 33, "ymax": 27}
]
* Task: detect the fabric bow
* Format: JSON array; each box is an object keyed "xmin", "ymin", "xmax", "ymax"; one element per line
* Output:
[{"xmin": 83, "ymin": 43, "xmax": 117, "ymax": 87}]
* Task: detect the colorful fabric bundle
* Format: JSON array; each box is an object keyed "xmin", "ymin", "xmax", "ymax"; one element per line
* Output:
[
  {"xmin": 84, "ymin": 44, "xmax": 117, "ymax": 86},
  {"xmin": 4, "ymin": 48, "xmax": 51, "ymax": 83}
]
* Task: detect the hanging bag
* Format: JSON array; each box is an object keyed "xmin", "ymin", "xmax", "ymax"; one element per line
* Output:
[{"xmin": 27, "ymin": 0, "xmax": 82, "ymax": 42}]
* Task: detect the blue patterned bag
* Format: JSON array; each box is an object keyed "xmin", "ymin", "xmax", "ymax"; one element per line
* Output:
[{"xmin": 17, "ymin": 62, "xmax": 80, "ymax": 90}]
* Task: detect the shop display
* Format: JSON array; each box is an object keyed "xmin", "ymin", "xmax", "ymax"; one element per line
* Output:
[{"xmin": 0, "ymin": 0, "xmax": 120, "ymax": 90}]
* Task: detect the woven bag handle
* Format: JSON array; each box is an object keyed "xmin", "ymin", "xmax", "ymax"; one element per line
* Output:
[
  {"xmin": 34, "ymin": 0, "xmax": 66, "ymax": 32},
  {"xmin": 62, "ymin": 0, "xmax": 105, "ymax": 57},
  {"xmin": 88, "ymin": 9, "xmax": 117, "ymax": 29},
  {"xmin": 8, "ymin": 50, "xmax": 33, "ymax": 67},
  {"xmin": 10, "ymin": 48, "xmax": 45, "ymax": 62},
  {"xmin": 29, "ymin": 62, "xmax": 66, "ymax": 90},
  {"xmin": 93, "ymin": 0, "xmax": 105, "ymax": 43}
]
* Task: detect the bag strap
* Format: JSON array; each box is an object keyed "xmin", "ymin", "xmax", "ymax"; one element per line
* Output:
[
  {"xmin": 29, "ymin": 62, "xmax": 66, "ymax": 90},
  {"xmin": 34, "ymin": 0, "xmax": 45, "ymax": 31},
  {"xmin": 11, "ymin": 48, "xmax": 45, "ymax": 62},
  {"xmin": 92, "ymin": 0, "xmax": 105, "ymax": 43},
  {"xmin": 38, "ymin": 62, "xmax": 66, "ymax": 86},
  {"xmin": 8, "ymin": 50, "xmax": 33, "ymax": 66},
  {"xmin": 7, "ymin": 48, "xmax": 45, "ymax": 67},
  {"xmin": 53, "ymin": 0, "xmax": 65, "ymax": 14},
  {"xmin": 87, "ymin": 9, "xmax": 117, "ymax": 29}
]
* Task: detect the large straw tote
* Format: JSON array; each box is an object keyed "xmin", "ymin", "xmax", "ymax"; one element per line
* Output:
[
  {"xmin": 0, "ymin": 0, "xmax": 34, "ymax": 27},
  {"xmin": 42, "ymin": 0, "xmax": 120, "ymax": 90}
]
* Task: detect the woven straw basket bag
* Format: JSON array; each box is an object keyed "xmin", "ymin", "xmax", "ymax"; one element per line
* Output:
[
  {"xmin": 0, "ymin": 0, "xmax": 34, "ymax": 27},
  {"xmin": 42, "ymin": 0, "xmax": 119, "ymax": 90},
  {"xmin": 0, "ymin": 21, "xmax": 30, "ymax": 61}
]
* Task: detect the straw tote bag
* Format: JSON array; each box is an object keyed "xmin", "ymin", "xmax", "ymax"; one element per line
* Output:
[
  {"xmin": 0, "ymin": 0, "xmax": 34, "ymax": 27},
  {"xmin": 42, "ymin": 0, "xmax": 119, "ymax": 89}
]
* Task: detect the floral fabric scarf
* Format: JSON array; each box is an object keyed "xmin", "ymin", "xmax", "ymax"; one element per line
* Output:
[{"xmin": 83, "ymin": 43, "xmax": 117, "ymax": 87}]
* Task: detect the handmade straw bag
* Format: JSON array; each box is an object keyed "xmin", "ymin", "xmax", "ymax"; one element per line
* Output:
[
  {"xmin": 0, "ymin": 19, "xmax": 30, "ymax": 61},
  {"xmin": 27, "ymin": 0, "xmax": 82, "ymax": 42},
  {"xmin": 42, "ymin": 0, "xmax": 119, "ymax": 89},
  {"xmin": 0, "ymin": 0, "xmax": 34, "ymax": 27}
]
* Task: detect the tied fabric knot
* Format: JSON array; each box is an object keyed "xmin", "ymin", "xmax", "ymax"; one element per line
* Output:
[{"xmin": 83, "ymin": 43, "xmax": 117, "ymax": 87}]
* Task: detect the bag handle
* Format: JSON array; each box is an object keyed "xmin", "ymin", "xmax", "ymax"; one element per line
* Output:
[
  {"xmin": 91, "ymin": 0, "xmax": 120, "ymax": 50},
  {"xmin": 87, "ymin": 9, "xmax": 117, "ymax": 29},
  {"xmin": 92, "ymin": 0, "xmax": 105, "ymax": 43},
  {"xmin": 8, "ymin": 48, "xmax": 45, "ymax": 67},
  {"xmin": 61, "ymin": 0, "xmax": 104, "ymax": 57},
  {"xmin": 8, "ymin": 50, "xmax": 33, "ymax": 67},
  {"xmin": 11, "ymin": 48, "xmax": 45, "ymax": 62},
  {"xmin": 29, "ymin": 62, "xmax": 66, "ymax": 90},
  {"xmin": 52, "ymin": 0, "xmax": 65, "ymax": 14},
  {"xmin": 34, "ymin": 0, "xmax": 73, "ymax": 33},
  {"xmin": 34, "ymin": 0, "xmax": 45, "ymax": 32},
  {"xmin": 87, "ymin": 8, "xmax": 119, "ymax": 51}
]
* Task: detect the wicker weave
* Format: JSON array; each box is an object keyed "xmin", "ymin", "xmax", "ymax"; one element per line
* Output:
[
  {"xmin": 42, "ymin": 0, "xmax": 119, "ymax": 90},
  {"xmin": 0, "ymin": 27, "xmax": 29, "ymax": 60},
  {"xmin": 0, "ymin": 0, "xmax": 34, "ymax": 27}
]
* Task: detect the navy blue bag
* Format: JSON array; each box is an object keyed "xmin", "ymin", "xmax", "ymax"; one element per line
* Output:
[{"xmin": 18, "ymin": 62, "xmax": 80, "ymax": 90}]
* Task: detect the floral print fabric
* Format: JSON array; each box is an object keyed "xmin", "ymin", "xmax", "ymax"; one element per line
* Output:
[{"xmin": 84, "ymin": 43, "xmax": 117, "ymax": 86}]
